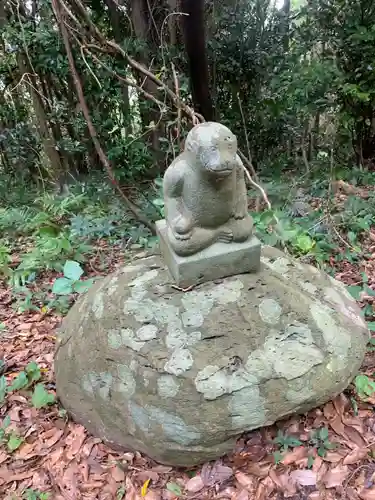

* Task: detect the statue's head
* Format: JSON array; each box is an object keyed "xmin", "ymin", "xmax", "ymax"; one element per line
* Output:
[{"xmin": 185, "ymin": 122, "xmax": 238, "ymax": 177}]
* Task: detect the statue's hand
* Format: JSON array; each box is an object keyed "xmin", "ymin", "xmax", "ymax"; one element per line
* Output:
[
  {"xmin": 231, "ymin": 205, "xmax": 248, "ymax": 220},
  {"xmin": 217, "ymin": 228, "xmax": 233, "ymax": 243},
  {"xmin": 172, "ymin": 215, "xmax": 193, "ymax": 240}
]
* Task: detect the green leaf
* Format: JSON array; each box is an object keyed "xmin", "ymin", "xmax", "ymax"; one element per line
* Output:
[
  {"xmin": 367, "ymin": 323, "xmax": 375, "ymax": 332},
  {"xmin": 317, "ymin": 446, "xmax": 327, "ymax": 457},
  {"xmin": 9, "ymin": 371, "xmax": 28, "ymax": 391},
  {"xmin": 319, "ymin": 427, "xmax": 329, "ymax": 441},
  {"xmin": 260, "ymin": 209, "xmax": 275, "ymax": 224},
  {"xmin": 355, "ymin": 374, "xmax": 375, "ymax": 399},
  {"xmin": 0, "ymin": 376, "xmax": 6, "ymax": 404},
  {"xmin": 7, "ymin": 433, "xmax": 23, "ymax": 451},
  {"xmin": 307, "ymin": 455, "xmax": 315, "ymax": 468},
  {"xmin": 166, "ymin": 482, "xmax": 182, "ymax": 496},
  {"xmin": 63, "ymin": 260, "xmax": 83, "ymax": 281},
  {"xmin": 2, "ymin": 415, "xmax": 10, "ymax": 429},
  {"xmin": 295, "ymin": 234, "xmax": 314, "ymax": 252},
  {"xmin": 261, "ymin": 231, "xmax": 279, "ymax": 246},
  {"xmin": 31, "ymin": 384, "xmax": 56, "ymax": 409},
  {"xmin": 116, "ymin": 487, "xmax": 125, "ymax": 500},
  {"xmin": 25, "ymin": 362, "xmax": 41, "ymax": 384},
  {"xmin": 347, "ymin": 285, "xmax": 362, "ymax": 300},
  {"xmin": 52, "ymin": 277, "xmax": 73, "ymax": 295},
  {"xmin": 152, "ymin": 198, "xmax": 164, "ymax": 207},
  {"xmin": 286, "ymin": 436, "xmax": 303, "ymax": 447},
  {"xmin": 324, "ymin": 440, "xmax": 336, "ymax": 449},
  {"xmin": 273, "ymin": 450, "xmax": 283, "ymax": 464},
  {"xmin": 72, "ymin": 278, "xmax": 94, "ymax": 294}
]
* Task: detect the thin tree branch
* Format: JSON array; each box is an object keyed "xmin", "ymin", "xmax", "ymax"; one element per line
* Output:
[{"xmin": 52, "ymin": 0, "xmax": 155, "ymax": 234}]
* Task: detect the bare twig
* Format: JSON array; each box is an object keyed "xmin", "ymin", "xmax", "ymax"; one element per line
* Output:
[
  {"xmin": 171, "ymin": 62, "xmax": 181, "ymax": 141},
  {"xmin": 82, "ymin": 47, "xmax": 167, "ymax": 112},
  {"xmin": 241, "ymin": 160, "xmax": 272, "ymax": 211},
  {"xmin": 237, "ymin": 92, "xmax": 257, "ymax": 180},
  {"xmin": 61, "ymin": 0, "xmax": 204, "ymax": 124},
  {"xmin": 79, "ymin": 46, "xmax": 102, "ymax": 88}
]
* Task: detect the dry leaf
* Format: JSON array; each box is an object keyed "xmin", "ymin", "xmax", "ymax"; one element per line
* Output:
[
  {"xmin": 150, "ymin": 465, "xmax": 172, "ymax": 473},
  {"xmin": 322, "ymin": 465, "xmax": 350, "ymax": 488},
  {"xmin": 144, "ymin": 492, "xmax": 161, "ymax": 500},
  {"xmin": 308, "ymin": 492, "xmax": 321, "ymax": 500},
  {"xmin": 235, "ymin": 471, "xmax": 256, "ymax": 491},
  {"xmin": 360, "ymin": 489, "xmax": 375, "ymax": 500},
  {"xmin": 111, "ymin": 465, "xmax": 125, "ymax": 482},
  {"xmin": 343, "ymin": 448, "xmax": 369, "ymax": 465},
  {"xmin": 215, "ymin": 486, "xmax": 237, "ymax": 498},
  {"xmin": 201, "ymin": 462, "xmax": 233, "ymax": 486},
  {"xmin": 329, "ymin": 415, "xmax": 346, "ymax": 436},
  {"xmin": 185, "ymin": 475, "xmax": 204, "ymax": 493},
  {"xmin": 135, "ymin": 471, "xmax": 159, "ymax": 483},
  {"xmin": 255, "ymin": 476, "xmax": 275, "ymax": 500},
  {"xmin": 281, "ymin": 446, "xmax": 307, "ymax": 465},
  {"xmin": 345, "ymin": 426, "xmax": 367, "ymax": 448},
  {"xmin": 247, "ymin": 463, "xmax": 271, "ymax": 478},
  {"xmin": 290, "ymin": 469, "xmax": 317, "ymax": 486},
  {"xmin": 323, "ymin": 450, "xmax": 347, "ymax": 463},
  {"xmin": 323, "ymin": 402, "xmax": 336, "ymax": 420},
  {"xmin": 333, "ymin": 393, "xmax": 349, "ymax": 415},
  {"xmin": 235, "ymin": 491, "xmax": 250, "ymax": 500},
  {"xmin": 125, "ymin": 476, "xmax": 139, "ymax": 500},
  {"xmin": 141, "ymin": 478, "xmax": 150, "ymax": 497},
  {"xmin": 43, "ymin": 428, "xmax": 64, "ymax": 449},
  {"xmin": 269, "ymin": 469, "xmax": 297, "ymax": 495},
  {"xmin": 312, "ymin": 455, "xmax": 323, "ymax": 472}
]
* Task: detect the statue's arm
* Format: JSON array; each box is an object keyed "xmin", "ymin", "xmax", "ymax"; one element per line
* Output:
[
  {"xmin": 163, "ymin": 165, "xmax": 192, "ymax": 234},
  {"xmin": 232, "ymin": 154, "xmax": 249, "ymax": 220}
]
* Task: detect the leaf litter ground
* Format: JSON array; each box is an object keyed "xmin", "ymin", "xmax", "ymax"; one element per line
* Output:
[{"xmin": 2, "ymin": 188, "xmax": 375, "ymax": 499}]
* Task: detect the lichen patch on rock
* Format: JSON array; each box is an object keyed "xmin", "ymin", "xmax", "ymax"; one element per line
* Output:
[
  {"xmin": 157, "ymin": 375, "xmax": 180, "ymax": 398},
  {"xmin": 164, "ymin": 347, "xmax": 194, "ymax": 375},
  {"xmin": 258, "ymin": 298, "xmax": 282, "ymax": 324}
]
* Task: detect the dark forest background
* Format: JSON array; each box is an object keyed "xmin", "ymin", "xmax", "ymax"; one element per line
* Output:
[{"xmin": 1, "ymin": 0, "xmax": 375, "ymax": 299}]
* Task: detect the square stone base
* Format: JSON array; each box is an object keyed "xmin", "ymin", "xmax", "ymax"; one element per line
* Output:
[{"xmin": 156, "ymin": 219, "xmax": 261, "ymax": 288}]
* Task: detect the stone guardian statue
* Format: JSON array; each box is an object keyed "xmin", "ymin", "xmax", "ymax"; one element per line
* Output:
[{"xmin": 163, "ymin": 122, "xmax": 254, "ymax": 256}]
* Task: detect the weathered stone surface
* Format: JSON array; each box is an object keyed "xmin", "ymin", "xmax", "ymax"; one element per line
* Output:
[
  {"xmin": 54, "ymin": 246, "xmax": 369, "ymax": 467},
  {"xmin": 163, "ymin": 122, "xmax": 254, "ymax": 257},
  {"xmin": 156, "ymin": 219, "xmax": 261, "ymax": 287}
]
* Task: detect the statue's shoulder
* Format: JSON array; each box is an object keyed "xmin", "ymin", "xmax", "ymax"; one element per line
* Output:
[
  {"xmin": 164, "ymin": 152, "xmax": 192, "ymax": 181},
  {"xmin": 164, "ymin": 152, "xmax": 193, "ymax": 196}
]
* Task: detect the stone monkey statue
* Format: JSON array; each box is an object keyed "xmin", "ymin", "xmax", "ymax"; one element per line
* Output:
[{"xmin": 163, "ymin": 122, "xmax": 253, "ymax": 256}]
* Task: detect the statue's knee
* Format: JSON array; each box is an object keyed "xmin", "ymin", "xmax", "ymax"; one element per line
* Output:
[
  {"xmin": 230, "ymin": 216, "xmax": 253, "ymax": 242},
  {"xmin": 168, "ymin": 229, "xmax": 196, "ymax": 256}
]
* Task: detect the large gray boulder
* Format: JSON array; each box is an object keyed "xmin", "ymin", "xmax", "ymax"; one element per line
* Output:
[{"xmin": 54, "ymin": 246, "xmax": 369, "ymax": 466}]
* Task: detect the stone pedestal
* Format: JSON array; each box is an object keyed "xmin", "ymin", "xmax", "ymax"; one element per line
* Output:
[{"xmin": 156, "ymin": 219, "xmax": 262, "ymax": 287}]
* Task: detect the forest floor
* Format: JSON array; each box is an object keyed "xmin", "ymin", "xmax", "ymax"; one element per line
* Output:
[{"xmin": 1, "ymin": 179, "xmax": 375, "ymax": 499}]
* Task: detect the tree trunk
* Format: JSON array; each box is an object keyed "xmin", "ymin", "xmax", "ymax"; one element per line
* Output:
[
  {"xmin": 104, "ymin": 0, "xmax": 131, "ymax": 130},
  {"xmin": 130, "ymin": 0, "xmax": 163, "ymax": 163},
  {"xmin": 282, "ymin": 0, "xmax": 291, "ymax": 52},
  {"xmin": 180, "ymin": 0, "xmax": 214, "ymax": 120},
  {"xmin": 17, "ymin": 54, "xmax": 64, "ymax": 182},
  {"xmin": 167, "ymin": 0, "xmax": 178, "ymax": 45}
]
